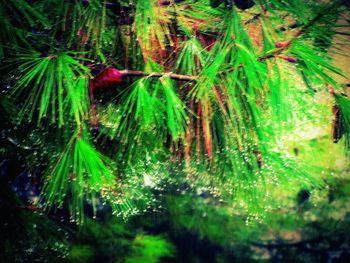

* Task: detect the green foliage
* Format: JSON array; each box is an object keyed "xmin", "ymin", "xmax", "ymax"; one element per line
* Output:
[
  {"xmin": 291, "ymin": 40, "xmax": 344, "ymax": 86},
  {"xmin": 166, "ymin": 194, "xmax": 260, "ymax": 246},
  {"xmin": 0, "ymin": 0, "xmax": 49, "ymax": 60},
  {"xmin": 134, "ymin": 0, "xmax": 172, "ymax": 57},
  {"xmin": 70, "ymin": 245, "xmax": 95, "ymax": 263},
  {"xmin": 40, "ymin": 128, "xmax": 118, "ymax": 224},
  {"xmin": 69, "ymin": 218, "xmax": 132, "ymax": 262},
  {"xmin": 126, "ymin": 234, "xmax": 174, "ymax": 263},
  {"xmin": 65, "ymin": 0, "xmax": 109, "ymax": 61},
  {"xmin": 175, "ymin": 37, "xmax": 206, "ymax": 75},
  {"xmin": 10, "ymin": 51, "xmax": 91, "ymax": 126}
]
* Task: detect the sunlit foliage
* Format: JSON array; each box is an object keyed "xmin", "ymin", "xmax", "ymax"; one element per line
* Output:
[{"xmin": 0, "ymin": 0, "xmax": 349, "ymax": 226}]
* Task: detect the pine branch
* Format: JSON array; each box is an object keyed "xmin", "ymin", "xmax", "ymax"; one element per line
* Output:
[{"xmin": 259, "ymin": 0, "xmax": 344, "ymax": 60}]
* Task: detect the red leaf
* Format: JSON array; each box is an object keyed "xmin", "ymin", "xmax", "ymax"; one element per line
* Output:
[{"xmin": 91, "ymin": 68, "xmax": 123, "ymax": 92}]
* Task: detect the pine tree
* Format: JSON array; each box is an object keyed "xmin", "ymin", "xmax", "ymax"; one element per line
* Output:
[{"xmin": 0, "ymin": 0, "xmax": 349, "ymax": 226}]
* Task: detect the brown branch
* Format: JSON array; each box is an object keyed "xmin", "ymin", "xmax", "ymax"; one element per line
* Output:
[{"xmin": 119, "ymin": 70, "xmax": 197, "ymax": 82}]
